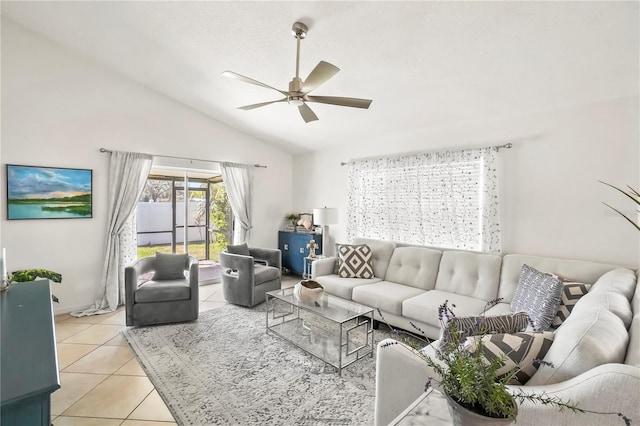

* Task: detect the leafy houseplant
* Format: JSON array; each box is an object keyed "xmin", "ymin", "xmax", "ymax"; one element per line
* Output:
[
  {"xmin": 10, "ymin": 269, "xmax": 62, "ymax": 303},
  {"xmin": 381, "ymin": 300, "xmax": 630, "ymax": 425},
  {"xmin": 285, "ymin": 213, "xmax": 300, "ymax": 227},
  {"xmin": 600, "ymin": 181, "xmax": 640, "ymax": 231}
]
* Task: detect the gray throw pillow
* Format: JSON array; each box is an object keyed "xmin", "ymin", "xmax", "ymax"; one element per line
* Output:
[
  {"xmin": 227, "ymin": 243, "xmax": 250, "ymax": 256},
  {"xmin": 153, "ymin": 252, "xmax": 188, "ymax": 281},
  {"xmin": 510, "ymin": 264, "xmax": 563, "ymax": 331}
]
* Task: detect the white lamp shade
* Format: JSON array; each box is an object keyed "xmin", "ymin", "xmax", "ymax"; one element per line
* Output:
[{"xmin": 313, "ymin": 208, "xmax": 338, "ymax": 225}]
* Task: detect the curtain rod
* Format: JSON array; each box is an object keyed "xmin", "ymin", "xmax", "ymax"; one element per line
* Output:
[
  {"xmin": 339, "ymin": 142, "xmax": 513, "ymax": 166},
  {"xmin": 99, "ymin": 148, "xmax": 267, "ymax": 168}
]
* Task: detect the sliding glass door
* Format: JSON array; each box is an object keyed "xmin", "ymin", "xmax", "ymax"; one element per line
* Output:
[{"xmin": 137, "ymin": 173, "xmax": 233, "ymax": 262}]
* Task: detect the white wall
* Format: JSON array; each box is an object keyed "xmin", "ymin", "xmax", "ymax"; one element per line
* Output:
[
  {"xmin": 0, "ymin": 20, "xmax": 293, "ymax": 313},
  {"xmin": 293, "ymin": 96, "xmax": 639, "ymax": 268}
]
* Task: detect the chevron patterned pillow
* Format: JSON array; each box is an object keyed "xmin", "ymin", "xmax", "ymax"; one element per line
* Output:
[
  {"xmin": 465, "ymin": 331, "xmax": 555, "ymax": 385},
  {"xmin": 551, "ymin": 282, "xmax": 589, "ymax": 328},
  {"xmin": 337, "ymin": 244, "xmax": 374, "ymax": 278}
]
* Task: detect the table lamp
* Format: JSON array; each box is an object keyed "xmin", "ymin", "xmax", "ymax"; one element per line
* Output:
[{"xmin": 313, "ymin": 207, "xmax": 338, "ymax": 256}]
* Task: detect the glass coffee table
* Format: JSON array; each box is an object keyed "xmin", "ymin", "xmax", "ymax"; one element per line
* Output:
[{"xmin": 266, "ymin": 287, "xmax": 374, "ymax": 375}]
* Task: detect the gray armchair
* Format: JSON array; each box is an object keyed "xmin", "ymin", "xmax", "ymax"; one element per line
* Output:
[
  {"xmin": 219, "ymin": 246, "xmax": 282, "ymax": 307},
  {"xmin": 125, "ymin": 253, "xmax": 199, "ymax": 326}
]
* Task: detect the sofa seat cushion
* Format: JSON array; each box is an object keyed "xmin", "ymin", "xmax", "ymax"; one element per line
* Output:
[
  {"xmin": 135, "ymin": 279, "xmax": 191, "ymax": 303},
  {"xmin": 402, "ymin": 290, "xmax": 489, "ymax": 328},
  {"xmin": 254, "ymin": 264, "xmax": 280, "ymax": 285},
  {"xmin": 352, "ymin": 281, "xmax": 425, "ymax": 316},
  {"xmin": 527, "ymin": 309, "xmax": 628, "ymax": 386},
  {"xmin": 314, "ymin": 274, "xmax": 381, "ymax": 300}
]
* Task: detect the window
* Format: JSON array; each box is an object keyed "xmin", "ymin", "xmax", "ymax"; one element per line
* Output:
[{"xmin": 347, "ymin": 147, "xmax": 501, "ymax": 253}]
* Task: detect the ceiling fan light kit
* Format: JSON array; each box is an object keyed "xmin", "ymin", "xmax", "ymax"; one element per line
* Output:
[{"xmin": 222, "ymin": 21, "xmax": 372, "ymax": 123}]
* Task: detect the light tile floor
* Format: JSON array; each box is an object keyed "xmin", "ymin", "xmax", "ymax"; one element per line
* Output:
[{"xmin": 52, "ymin": 275, "xmax": 301, "ymax": 425}]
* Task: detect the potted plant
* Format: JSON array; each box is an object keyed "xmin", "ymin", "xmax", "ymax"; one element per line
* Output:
[
  {"xmin": 9, "ymin": 269, "xmax": 63, "ymax": 303},
  {"xmin": 285, "ymin": 213, "xmax": 300, "ymax": 229},
  {"xmin": 381, "ymin": 300, "xmax": 630, "ymax": 425}
]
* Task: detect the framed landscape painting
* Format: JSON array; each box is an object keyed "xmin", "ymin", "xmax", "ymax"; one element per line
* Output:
[{"xmin": 6, "ymin": 164, "xmax": 93, "ymax": 220}]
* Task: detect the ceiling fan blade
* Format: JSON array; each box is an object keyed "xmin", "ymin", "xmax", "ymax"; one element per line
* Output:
[
  {"xmin": 302, "ymin": 61, "xmax": 340, "ymax": 94},
  {"xmin": 237, "ymin": 98, "xmax": 288, "ymax": 111},
  {"xmin": 298, "ymin": 103, "xmax": 319, "ymax": 123},
  {"xmin": 221, "ymin": 71, "xmax": 288, "ymax": 96},
  {"xmin": 305, "ymin": 95, "xmax": 372, "ymax": 109}
]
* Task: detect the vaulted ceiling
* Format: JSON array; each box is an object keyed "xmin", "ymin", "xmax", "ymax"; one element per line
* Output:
[{"xmin": 2, "ymin": 1, "xmax": 638, "ymax": 154}]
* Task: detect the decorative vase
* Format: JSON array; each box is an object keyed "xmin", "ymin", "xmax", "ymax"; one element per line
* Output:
[
  {"xmin": 444, "ymin": 393, "xmax": 516, "ymax": 426},
  {"xmin": 293, "ymin": 280, "xmax": 324, "ymax": 304}
]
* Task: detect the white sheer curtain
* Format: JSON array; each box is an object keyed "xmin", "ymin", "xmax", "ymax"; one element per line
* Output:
[
  {"xmin": 220, "ymin": 162, "xmax": 254, "ymax": 244},
  {"xmin": 347, "ymin": 147, "xmax": 501, "ymax": 253},
  {"xmin": 72, "ymin": 151, "xmax": 152, "ymax": 316}
]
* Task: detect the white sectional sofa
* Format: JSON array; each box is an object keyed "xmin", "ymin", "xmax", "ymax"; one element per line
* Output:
[{"xmin": 311, "ymin": 238, "xmax": 640, "ymax": 426}]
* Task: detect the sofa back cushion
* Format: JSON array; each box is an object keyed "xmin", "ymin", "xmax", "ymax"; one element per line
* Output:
[
  {"xmin": 588, "ymin": 268, "xmax": 637, "ymax": 301},
  {"xmin": 353, "ymin": 238, "xmax": 396, "ymax": 279},
  {"xmin": 626, "ymin": 272, "xmax": 640, "ymax": 366},
  {"xmin": 434, "ymin": 250, "xmax": 502, "ymax": 301},
  {"xmin": 384, "ymin": 247, "xmax": 442, "ymax": 290},
  {"xmin": 527, "ymin": 308, "xmax": 628, "ymax": 385},
  {"xmin": 566, "ymin": 268, "xmax": 636, "ymax": 329},
  {"xmin": 499, "ymin": 255, "xmax": 625, "ymax": 304}
]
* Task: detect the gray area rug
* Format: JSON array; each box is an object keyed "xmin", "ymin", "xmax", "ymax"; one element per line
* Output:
[{"xmin": 122, "ymin": 303, "xmax": 390, "ymax": 425}]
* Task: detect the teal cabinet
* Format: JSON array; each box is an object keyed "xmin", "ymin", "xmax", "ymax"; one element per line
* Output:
[
  {"xmin": 1, "ymin": 279, "xmax": 60, "ymax": 426},
  {"xmin": 278, "ymin": 231, "xmax": 322, "ymax": 275}
]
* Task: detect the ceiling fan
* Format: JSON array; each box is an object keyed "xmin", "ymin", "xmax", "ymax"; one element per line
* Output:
[{"xmin": 222, "ymin": 22, "xmax": 372, "ymax": 123}]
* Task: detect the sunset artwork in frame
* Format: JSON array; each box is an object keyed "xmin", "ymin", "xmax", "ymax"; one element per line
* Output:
[{"xmin": 6, "ymin": 164, "xmax": 93, "ymax": 220}]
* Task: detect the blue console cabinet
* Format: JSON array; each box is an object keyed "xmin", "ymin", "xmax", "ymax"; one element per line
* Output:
[
  {"xmin": 1, "ymin": 279, "xmax": 60, "ymax": 426},
  {"xmin": 278, "ymin": 231, "xmax": 323, "ymax": 275}
]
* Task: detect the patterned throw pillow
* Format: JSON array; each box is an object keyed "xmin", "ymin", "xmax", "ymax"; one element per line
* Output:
[
  {"xmin": 510, "ymin": 264, "xmax": 563, "ymax": 331},
  {"xmin": 439, "ymin": 312, "xmax": 530, "ymax": 347},
  {"xmin": 465, "ymin": 331, "xmax": 555, "ymax": 385},
  {"xmin": 337, "ymin": 244, "xmax": 374, "ymax": 279},
  {"xmin": 551, "ymin": 282, "xmax": 589, "ymax": 328}
]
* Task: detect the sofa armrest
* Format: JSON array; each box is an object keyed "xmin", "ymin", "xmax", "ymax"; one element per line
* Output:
[
  {"xmin": 220, "ymin": 251, "xmax": 254, "ymax": 275},
  {"xmin": 249, "ymin": 247, "xmax": 282, "ymax": 270},
  {"xmin": 311, "ymin": 257, "xmax": 337, "ymax": 278},
  {"xmin": 187, "ymin": 255, "xmax": 199, "ymax": 304},
  {"xmin": 125, "ymin": 257, "xmax": 155, "ymax": 292},
  {"xmin": 125, "ymin": 257, "xmax": 156, "ymax": 326},
  {"xmin": 509, "ymin": 363, "xmax": 640, "ymax": 425},
  {"xmin": 375, "ymin": 339, "xmax": 443, "ymax": 426}
]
